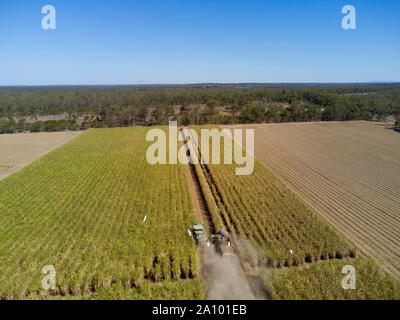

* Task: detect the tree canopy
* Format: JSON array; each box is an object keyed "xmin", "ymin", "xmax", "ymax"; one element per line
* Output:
[{"xmin": 0, "ymin": 83, "xmax": 399, "ymax": 133}]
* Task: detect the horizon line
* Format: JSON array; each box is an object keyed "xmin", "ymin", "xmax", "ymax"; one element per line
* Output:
[{"xmin": 1, "ymin": 81, "xmax": 400, "ymax": 88}]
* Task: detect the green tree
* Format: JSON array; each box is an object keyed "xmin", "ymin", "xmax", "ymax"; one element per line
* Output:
[{"xmin": 240, "ymin": 104, "xmax": 266, "ymax": 123}]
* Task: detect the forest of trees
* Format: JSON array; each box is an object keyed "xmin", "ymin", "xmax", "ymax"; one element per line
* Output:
[{"xmin": 0, "ymin": 83, "xmax": 399, "ymax": 133}]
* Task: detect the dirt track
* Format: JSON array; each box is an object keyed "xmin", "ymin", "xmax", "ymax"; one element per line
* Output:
[
  {"xmin": 181, "ymin": 128, "xmax": 262, "ymax": 299},
  {"xmin": 228, "ymin": 121, "xmax": 400, "ymax": 279},
  {"xmin": 0, "ymin": 131, "xmax": 81, "ymax": 181}
]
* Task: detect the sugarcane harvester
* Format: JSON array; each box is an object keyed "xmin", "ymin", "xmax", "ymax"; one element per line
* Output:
[
  {"xmin": 193, "ymin": 222, "xmax": 206, "ymax": 242},
  {"xmin": 192, "ymin": 222, "xmax": 235, "ymax": 257}
]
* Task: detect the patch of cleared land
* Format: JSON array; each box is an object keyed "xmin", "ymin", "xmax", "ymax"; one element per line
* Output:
[
  {"xmin": 228, "ymin": 121, "xmax": 400, "ymax": 279},
  {"xmin": 0, "ymin": 131, "xmax": 80, "ymax": 181}
]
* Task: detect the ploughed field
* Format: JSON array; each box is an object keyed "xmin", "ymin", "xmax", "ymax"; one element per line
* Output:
[
  {"xmin": 228, "ymin": 121, "xmax": 400, "ymax": 280},
  {"xmin": 0, "ymin": 127, "xmax": 203, "ymax": 299}
]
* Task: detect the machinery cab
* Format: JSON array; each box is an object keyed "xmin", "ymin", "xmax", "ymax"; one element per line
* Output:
[
  {"xmin": 192, "ymin": 222, "xmax": 205, "ymax": 243},
  {"xmin": 208, "ymin": 229, "xmax": 235, "ymax": 257}
]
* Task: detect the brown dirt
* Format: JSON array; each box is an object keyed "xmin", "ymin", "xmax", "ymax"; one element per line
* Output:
[
  {"xmin": 227, "ymin": 121, "xmax": 400, "ymax": 279},
  {"xmin": 0, "ymin": 131, "xmax": 81, "ymax": 181}
]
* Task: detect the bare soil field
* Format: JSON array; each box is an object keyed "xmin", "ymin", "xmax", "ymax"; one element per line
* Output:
[
  {"xmin": 227, "ymin": 121, "xmax": 400, "ymax": 279},
  {"xmin": 0, "ymin": 131, "xmax": 80, "ymax": 181}
]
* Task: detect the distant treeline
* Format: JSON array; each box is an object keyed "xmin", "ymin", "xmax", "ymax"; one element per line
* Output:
[{"xmin": 0, "ymin": 84, "xmax": 399, "ymax": 133}]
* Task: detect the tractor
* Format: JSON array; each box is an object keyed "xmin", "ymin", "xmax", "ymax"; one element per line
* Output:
[{"xmin": 192, "ymin": 222, "xmax": 235, "ymax": 257}]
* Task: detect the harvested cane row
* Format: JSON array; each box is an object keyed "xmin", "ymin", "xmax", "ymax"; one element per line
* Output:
[{"xmin": 0, "ymin": 127, "xmax": 202, "ymax": 299}]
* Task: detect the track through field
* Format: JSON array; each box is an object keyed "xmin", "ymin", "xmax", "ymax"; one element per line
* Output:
[{"xmin": 181, "ymin": 128, "xmax": 263, "ymax": 299}]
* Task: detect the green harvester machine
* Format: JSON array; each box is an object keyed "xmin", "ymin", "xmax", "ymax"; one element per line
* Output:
[{"xmin": 192, "ymin": 222, "xmax": 205, "ymax": 243}]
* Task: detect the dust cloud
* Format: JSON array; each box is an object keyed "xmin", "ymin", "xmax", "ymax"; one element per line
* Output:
[{"xmin": 199, "ymin": 242, "xmax": 267, "ymax": 300}]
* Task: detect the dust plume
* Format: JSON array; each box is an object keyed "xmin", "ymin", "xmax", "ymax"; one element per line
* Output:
[{"xmin": 199, "ymin": 239, "xmax": 267, "ymax": 300}]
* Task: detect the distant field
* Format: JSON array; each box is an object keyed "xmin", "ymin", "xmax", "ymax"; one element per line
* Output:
[
  {"xmin": 0, "ymin": 127, "xmax": 202, "ymax": 299},
  {"xmin": 228, "ymin": 121, "xmax": 400, "ymax": 279},
  {"xmin": 0, "ymin": 131, "xmax": 80, "ymax": 181}
]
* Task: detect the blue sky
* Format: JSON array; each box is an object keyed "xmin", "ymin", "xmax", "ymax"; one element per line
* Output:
[{"xmin": 0, "ymin": 0, "xmax": 399, "ymax": 85}]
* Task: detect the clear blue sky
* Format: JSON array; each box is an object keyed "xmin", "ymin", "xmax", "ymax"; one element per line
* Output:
[{"xmin": 0, "ymin": 0, "xmax": 399, "ymax": 85}]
